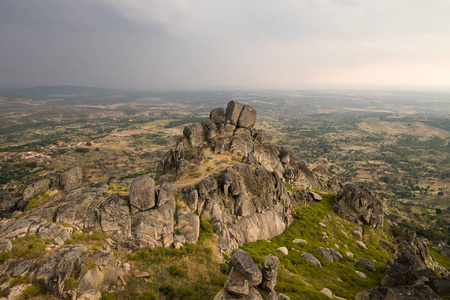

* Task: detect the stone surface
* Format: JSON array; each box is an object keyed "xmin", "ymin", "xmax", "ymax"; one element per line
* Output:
[
  {"xmin": 176, "ymin": 210, "xmax": 200, "ymax": 244},
  {"xmin": 59, "ymin": 167, "xmax": 83, "ymax": 191},
  {"xmin": 301, "ymin": 253, "xmax": 322, "ymax": 267},
  {"xmin": 37, "ymin": 223, "xmax": 73, "ymax": 243},
  {"xmin": 129, "ymin": 175, "xmax": 156, "ymax": 213},
  {"xmin": 355, "ymin": 241, "xmax": 367, "ymax": 249},
  {"xmin": 332, "ymin": 183, "xmax": 384, "ymax": 228},
  {"xmin": 310, "ymin": 192, "xmax": 322, "ymax": 201},
  {"xmin": 35, "ymin": 244, "xmax": 87, "ymax": 296}
]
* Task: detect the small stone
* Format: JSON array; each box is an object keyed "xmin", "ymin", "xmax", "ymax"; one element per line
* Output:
[
  {"xmin": 123, "ymin": 263, "xmax": 131, "ymax": 273},
  {"xmin": 355, "ymin": 270, "xmax": 367, "ymax": 279},
  {"xmin": 319, "ymin": 222, "xmax": 327, "ymax": 228},
  {"xmin": 322, "ymin": 232, "xmax": 329, "ymax": 238},
  {"xmin": 310, "ymin": 192, "xmax": 322, "ymax": 201},
  {"xmin": 320, "ymin": 288, "xmax": 333, "ymax": 298},
  {"xmin": 334, "ymin": 244, "xmax": 340, "ymax": 249},
  {"xmin": 293, "ymin": 239, "xmax": 307, "ymax": 244},
  {"xmin": 276, "ymin": 247, "xmax": 289, "ymax": 256},
  {"xmin": 137, "ymin": 272, "xmax": 149, "ymax": 278},
  {"xmin": 346, "ymin": 251, "xmax": 354, "ymax": 258},
  {"xmin": 355, "ymin": 241, "xmax": 367, "ymax": 249}
]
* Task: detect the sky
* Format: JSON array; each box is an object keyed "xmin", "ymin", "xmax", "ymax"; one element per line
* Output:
[{"xmin": 1, "ymin": 0, "xmax": 449, "ymax": 90}]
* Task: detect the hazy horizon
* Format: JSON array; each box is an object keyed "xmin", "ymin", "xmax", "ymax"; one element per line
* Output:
[{"xmin": 1, "ymin": 1, "xmax": 449, "ymax": 91}]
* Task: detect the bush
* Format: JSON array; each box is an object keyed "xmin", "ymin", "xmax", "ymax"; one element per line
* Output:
[
  {"xmin": 159, "ymin": 285, "xmax": 175, "ymax": 297},
  {"xmin": 198, "ymin": 220, "xmax": 214, "ymax": 243},
  {"xmin": 168, "ymin": 265, "xmax": 186, "ymax": 277},
  {"xmin": 22, "ymin": 284, "xmax": 40, "ymax": 299},
  {"xmin": 0, "ymin": 251, "xmax": 11, "ymax": 263},
  {"xmin": 64, "ymin": 278, "xmax": 78, "ymax": 290},
  {"xmin": 12, "ymin": 234, "xmax": 47, "ymax": 259}
]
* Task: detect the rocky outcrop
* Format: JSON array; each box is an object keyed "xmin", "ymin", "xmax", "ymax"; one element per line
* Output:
[
  {"xmin": 357, "ymin": 250, "xmax": 442, "ymax": 299},
  {"xmin": 214, "ymin": 249, "xmax": 289, "ymax": 300},
  {"xmin": 355, "ymin": 284, "xmax": 441, "ymax": 300},
  {"xmin": 332, "ymin": 184, "xmax": 384, "ymax": 228},
  {"xmin": 59, "ymin": 167, "xmax": 83, "ymax": 191},
  {"xmin": 381, "ymin": 250, "xmax": 422, "ymax": 287}
]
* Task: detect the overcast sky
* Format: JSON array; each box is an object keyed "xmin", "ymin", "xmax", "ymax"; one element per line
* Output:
[{"xmin": 1, "ymin": 0, "xmax": 449, "ymax": 90}]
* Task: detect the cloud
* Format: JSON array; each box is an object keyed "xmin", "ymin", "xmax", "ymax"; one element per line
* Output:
[{"xmin": 0, "ymin": 0, "xmax": 449, "ymax": 89}]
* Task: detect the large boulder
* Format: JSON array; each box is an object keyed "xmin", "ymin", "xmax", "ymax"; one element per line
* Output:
[
  {"xmin": 237, "ymin": 105, "xmax": 257, "ymax": 129},
  {"xmin": 59, "ymin": 167, "xmax": 83, "ymax": 191},
  {"xmin": 332, "ymin": 184, "xmax": 384, "ymax": 228},
  {"xmin": 226, "ymin": 101, "xmax": 244, "ymax": 125},
  {"xmin": 228, "ymin": 249, "xmax": 262, "ymax": 286},
  {"xmin": 210, "ymin": 107, "xmax": 226, "ymax": 125},
  {"xmin": 183, "ymin": 123, "xmax": 204, "ymax": 147},
  {"xmin": 129, "ymin": 175, "xmax": 156, "ymax": 213}
]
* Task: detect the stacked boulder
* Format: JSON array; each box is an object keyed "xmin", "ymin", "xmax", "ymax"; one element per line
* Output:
[
  {"xmin": 214, "ymin": 249, "xmax": 289, "ymax": 300},
  {"xmin": 156, "ymin": 101, "xmax": 323, "ymax": 192}
]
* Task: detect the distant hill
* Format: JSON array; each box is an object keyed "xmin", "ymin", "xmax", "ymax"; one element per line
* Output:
[{"xmin": 7, "ymin": 85, "xmax": 117, "ymax": 97}]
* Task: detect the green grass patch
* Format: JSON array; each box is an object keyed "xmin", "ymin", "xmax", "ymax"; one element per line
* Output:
[
  {"xmin": 429, "ymin": 245, "xmax": 450, "ymax": 270},
  {"xmin": 11, "ymin": 234, "xmax": 47, "ymax": 260},
  {"xmin": 241, "ymin": 193, "xmax": 392, "ymax": 299}
]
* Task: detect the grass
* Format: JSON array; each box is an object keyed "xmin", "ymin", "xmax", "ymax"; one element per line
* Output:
[
  {"xmin": 428, "ymin": 245, "xmax": 450, "ymax": 270},
  {"xmin": 117, "ymin": 235, "xmax": 223, "ymax": 300},
  {"xmin": 240, "ymin": 193, "xmax": 392, "ymax": 299},
  {"xmin": 11, "ymin": 234, "xmax": 48, "ymax": 260}
]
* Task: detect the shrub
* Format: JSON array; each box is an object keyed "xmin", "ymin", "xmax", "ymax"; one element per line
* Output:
[
  {"xmin": 12, "ymin": 234, "xmax": 47, "ymax": 259},
  {"xmin": 0, "ymin": 251, "xmax": 11, "ymax": 263},
  {"xmin": 159, "ymin": 285, "xmax": 175, "ymax": 297},
  {"xmin": 198, "ymin": 220, "xmax": 214, "ymax": 243},
  {"xmin": 64, "ymin": 278, "xmax": 78, "ymax": 290},
  {"xmin": 22, "ymin": 284, "xmax": 41, "ymax": 299},
  {"xmin": 168, "ymin": 265, "xmax": 186, "ymax": 277},
  {"xmin": 136, "ymin": 291, "xmax": 156, "ymax": 300}
]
